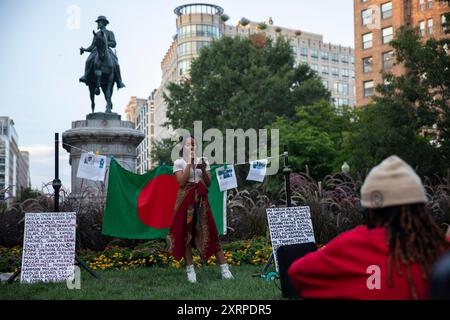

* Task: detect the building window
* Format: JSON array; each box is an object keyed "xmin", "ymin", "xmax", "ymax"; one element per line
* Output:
[
  {"xmin": 428, "ymin": 18, "xmax": 434, "ymax": 34},
  {"xmin": 178, "ymin": 59, "xmax": 192, "ymax": 76},
  {"xmin": 311, "ymin": 49, "xmax": 318, "ymax": 59},
  {"xmin": 177, "ymin": 24, "xmax": 220, "ymax": 39},
  {"xmin": 351, "ymin": 70, "xmax": 355, "ymax": 79},
  {"xmin": 362, "ymin": 32, "xmax": 373, "ymax": 49},
  {"xmin": 342, "ymin": 55, "xmax": 349, "ymax": 63},
  {"xmin": 311, "ymin": 63, "xmax": 318, "ymax": 72},
  {"xmin": 336, "ymin": 98, "xmax": 349, "ymax": 106},
  {"xmin": 362, "ymin": 8, "xmax": 374, "ymax": 26},
  {"xmin": 300, "ymin": 47, "xmax": 308, "ymax": 56},
  {"xmin": 334, "ymin": 82, "xmax": 349, "ymax": 95},
  {"xmin": 332, "ymin": 67, "xmax": 339, "ymax": 78},
  {"xmin": 382, "ymin": 51, "xmax": 394, "ymax": 69},
  {"xmin": 342, "ymin": 68, "xmax": 349, "ymax": 78},
  {"xmin": 382, "ymin": 26, "xmax": 393, "ymax": 44},
  {"xmin": 381, "ymin": 2, "xmax": 393, "ymax": 19},
  {"xmin": 321, "ymin": 80, "xmax": 329, "ymax": 89},
  {"xmin": 332, "ymin": 52, "xmax": 339, "ymax": 63},
  {"xmin": 321, "ymin": 65, "xmax": 329, "ymax": 75},
  {"xmin": 177, "ymin": 41, "xmax": 210, "ymax": 57},
  {"xmin": 428, "ymin": 0, "xmax": 433, "ymax": 9},
  {"xmin": 442, "ymin": 14, "xmax": 448, "ymax": 32},
  {"xmin": 419, "ymin": 20, "xmax": 426, "ymax": 36},
  {"xmin": 419, "ymin": 0, "xmax": 426, "ymax": 10},
  {"xmin": 363, "ymin": 80, "xmax": 375, "ymax": 97},
  {"xmin": 363, "ymin": 56, "xmax": 373, "ymax": 73},
  {"xmin": 321, "ymin": 51, "xmax": 329, "ymax": 60}
]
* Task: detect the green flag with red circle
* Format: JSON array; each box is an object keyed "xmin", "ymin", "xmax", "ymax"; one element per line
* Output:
[{"xmin": 102, "ymin": 158, "xmax": 227, "ymax": 239}]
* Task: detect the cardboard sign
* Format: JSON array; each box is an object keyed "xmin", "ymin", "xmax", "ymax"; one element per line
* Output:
[
  {"xmin": 246, "ymin": 159, "xmax": 268, "ymax": 182},
  {"xmin": 20, "ymin": 212, "xmax": 76, "ymax": 284},
  {"xmin": 77, "ymin": 153, "xmax": 107, "ymax": 181},
  {"xmin": 215, "ymin": 165, "xmax": 238, "ymax": 192},
  {"xmin": 266, "ymin": 206, "xmax": 315, "ymax": 272}
]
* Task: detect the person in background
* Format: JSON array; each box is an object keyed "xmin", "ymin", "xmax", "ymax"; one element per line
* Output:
[
  {"xmin": 288, "ymin": 155, "xmax": 449, "ymax": 299},
  {"xmin": 167, "ymin": 135, "xmax": 233, "ymax": 283}
]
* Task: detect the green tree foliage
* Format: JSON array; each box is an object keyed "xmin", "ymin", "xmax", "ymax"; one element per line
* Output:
[
  {"xmin": 164, "ymin": 35, "xmax": 330, "ymax": 133},
  {"xmin": 347, "ymin": 23, "xmax": 450, "ymax": 177},
  {"xmin": 270, "ymin": 100, "xmax": 353, "ymax": 179},
  {"xmin": 347, "ymin": 101, "xmax": 441, "ymax": 176},
  {"xmin": 151, "ymin": 138, "xmax": 179, "ymax": 167}
]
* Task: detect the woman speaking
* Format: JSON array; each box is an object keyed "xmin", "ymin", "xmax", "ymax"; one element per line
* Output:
[{"xmin": 167, "ymin": 135, "xmax": 233, "ymax": 283}]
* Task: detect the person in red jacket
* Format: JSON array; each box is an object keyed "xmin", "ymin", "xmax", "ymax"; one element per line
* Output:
[{"xmin": 288, "ymin": 155, "xmax": 449, "ymax": 299}]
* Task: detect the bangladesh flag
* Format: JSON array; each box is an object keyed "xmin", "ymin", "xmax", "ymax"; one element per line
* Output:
[{"xmin": 102, "ymin": 158, "xmax": 227, "ymax": 239}]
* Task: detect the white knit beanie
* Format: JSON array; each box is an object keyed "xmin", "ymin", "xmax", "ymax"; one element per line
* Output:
[{"xmin": 360, "ymin": 155, "xmax": 428, "ymax": 209}]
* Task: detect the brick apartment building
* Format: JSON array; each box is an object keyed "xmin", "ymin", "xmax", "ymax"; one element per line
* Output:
[{"xmin": 354, "ymin": 0, "xmax": 449, "ymax": 106}]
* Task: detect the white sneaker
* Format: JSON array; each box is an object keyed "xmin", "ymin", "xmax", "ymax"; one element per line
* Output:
[
  {"xmin": 186, "ymin": 265, "xmax": 197, "ymax": 283},
  {"xmin": 220, "ymin": 264, "xmax": 234, "ymax": 280}
]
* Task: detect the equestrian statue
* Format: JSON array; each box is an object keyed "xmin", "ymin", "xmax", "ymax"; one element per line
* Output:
[{"xmin": 79, "ymin": 16, "xmax": 125, "ymax": 113}]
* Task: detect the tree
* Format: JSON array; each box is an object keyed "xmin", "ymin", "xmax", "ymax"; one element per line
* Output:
[
  {"xmin": 386, "ymin": 25, "xmax": 450, "ymax": 168},
  {"xmin": 269, "ymin": 100, "xmax": 353, "ymax": 179},
  {"xmin": 345, "ymin": 12, "xmax": 450, "ymax": 177},
  {"xmin": 164, "ymin": 35, "xmax": 330, "ymax": 133},
  {"xmin": 346, "ymin": 100, "xmax": 441, "ymax": 177},
  {"xmin": 151, "ymin": 138, "xmax": 179, "ymax": 167}
]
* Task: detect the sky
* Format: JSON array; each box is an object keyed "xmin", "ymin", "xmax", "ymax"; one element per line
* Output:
[{"xmin": 0, "ymin": 0, "xmax": 355, "ymax": 191}]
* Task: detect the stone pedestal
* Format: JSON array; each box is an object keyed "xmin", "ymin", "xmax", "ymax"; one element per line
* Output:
[{"xmin": 62, "ymin": 112, "xmax": 144, "ymax": 195}]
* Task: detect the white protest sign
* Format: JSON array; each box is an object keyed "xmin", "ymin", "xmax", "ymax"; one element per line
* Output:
[
  {"xmin": 20, "ymin": 212, "xmax": 76, "ymax": 284},
  {"xmin": 246, "ymin": 159, "xmax": 268, "ymax": 182},
  {"xmin": 266, "ymin": 206, "xmax": 315, "ymax": 272},
  {"xmin": 77, "ymin": 152, "xmax": 107, "ymax": 181},
  {"xmin": 215, "ymin": 165, "xmax": 238, "ymax": 192}
]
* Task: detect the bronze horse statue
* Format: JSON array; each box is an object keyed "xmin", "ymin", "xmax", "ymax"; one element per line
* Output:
[
  {"xmin": 79, "ymin": 16, "xmax": 125, "ymax": 113},
  {"xmin": 90, "ymin": 30, "xmax": 115, "ymax": 113}
]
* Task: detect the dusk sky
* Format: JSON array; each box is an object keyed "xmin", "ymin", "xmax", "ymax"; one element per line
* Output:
[{"xmin": 0, "ymin": 0, "xmax": 354, "ymax": 190}]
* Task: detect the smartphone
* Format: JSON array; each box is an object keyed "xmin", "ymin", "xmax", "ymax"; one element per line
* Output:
[{"xmin": 196, "ymin": 157, "xmax": 208, "ymax": 168}]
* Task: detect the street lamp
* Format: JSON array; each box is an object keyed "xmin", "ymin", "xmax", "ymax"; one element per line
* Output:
[{"xmin": 341, "ymin": 161, "xmax": 350, "ymax": 174}]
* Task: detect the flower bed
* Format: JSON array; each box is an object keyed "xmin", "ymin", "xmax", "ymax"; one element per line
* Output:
[{"xmin": 0, "ymin": 237, "xmax": 275, "ymax": 273}]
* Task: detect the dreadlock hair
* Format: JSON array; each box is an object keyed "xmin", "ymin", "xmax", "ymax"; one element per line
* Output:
[{"xmin": 368, "ymin": 203, "xmax": 448, "ymax": 299}]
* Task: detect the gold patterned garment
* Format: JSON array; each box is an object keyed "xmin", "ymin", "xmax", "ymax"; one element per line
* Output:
[{"xmin": 166, "ymin": 181, "xmax": 221, "ymax": 260}]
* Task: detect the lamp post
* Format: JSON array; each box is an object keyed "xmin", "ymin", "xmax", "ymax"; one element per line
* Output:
[
  {"xmin": 52, "ymin": 133, "xmax": 62, "ymax": 212},
  {"xmin": 341, "ymin": 161, "xmax": 350, "ymax": 174}
]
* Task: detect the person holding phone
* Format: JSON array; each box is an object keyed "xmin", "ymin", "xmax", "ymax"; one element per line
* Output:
[{"xmin": 167, "ymin": 135, "xmax": 233, "ymax": 283}]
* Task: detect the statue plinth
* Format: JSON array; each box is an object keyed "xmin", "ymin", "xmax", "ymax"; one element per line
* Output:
[
  {"xmin": 86, "ymin": 112, "xmax": 121, "ymax": 121},
  {"xmin": 62, "ymin": 112, "xmax": 144, "ymax": 196}
]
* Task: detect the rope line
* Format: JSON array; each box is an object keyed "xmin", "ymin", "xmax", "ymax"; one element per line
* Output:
[{"xmin": 62, "ymin": 141, "xmax": 284, "ymax": 168}]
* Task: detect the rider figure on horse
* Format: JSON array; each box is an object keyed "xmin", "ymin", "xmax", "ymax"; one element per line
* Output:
[{"xmin": 79, "ymin": 16, "xmax": 125, "ymax": 89}]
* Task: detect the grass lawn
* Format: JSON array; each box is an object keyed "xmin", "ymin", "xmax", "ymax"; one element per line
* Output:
[{"xmin": 0, "ymin": 265, "xmax": 283, "ymax": 300}]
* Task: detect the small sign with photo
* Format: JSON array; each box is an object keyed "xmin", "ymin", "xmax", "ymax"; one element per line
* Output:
[
  {"xmin": 77, "ymin": 152, "xmax": 107, "ymax": 181},
  {"xmin": 246, "ymin": 159, "xmax": 268, "ymax": 182},
  {"xmin": 216, "ymin": 165, "xmax": 238, "ymax": 191}
]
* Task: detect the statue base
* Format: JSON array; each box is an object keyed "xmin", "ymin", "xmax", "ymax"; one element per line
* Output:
[
  {"xmin": 86, "ymin": 112, "xmax": 121, "ymax": 121},
  {"xmin": 62, "ymin": 114, "xmax": 144, "ymax": 196}
]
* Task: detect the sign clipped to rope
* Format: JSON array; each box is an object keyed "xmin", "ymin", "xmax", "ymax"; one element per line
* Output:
[
  {"xmin": 215, "ymin": 164, "xmax": 238, "ymax": 192},
  {"xmin": 246, "ymin": 159, "xmax": 268, "ymax": 182},
  {"xmin": 77, "ymin": 152, "xmax": 107, "ymax": 181}
]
